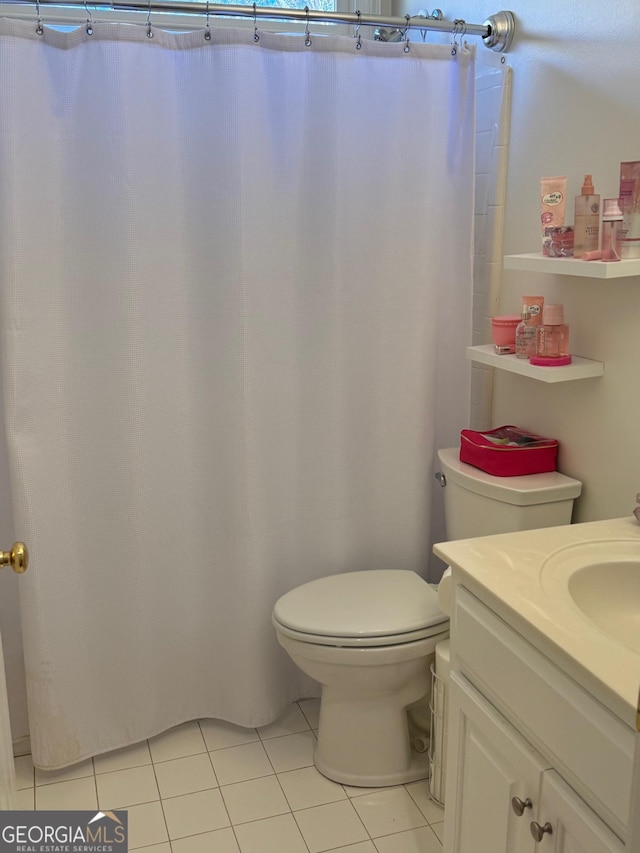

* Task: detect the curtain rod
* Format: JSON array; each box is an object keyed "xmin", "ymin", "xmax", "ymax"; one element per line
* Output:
[{"xmin": 12, "ymin": 1, "xmax": 515, "ymax": 51}]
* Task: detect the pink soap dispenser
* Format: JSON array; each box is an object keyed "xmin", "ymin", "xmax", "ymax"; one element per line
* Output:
[{"xmin": 531, "ymin": 304, "xmax": 571, "ymax": 366}]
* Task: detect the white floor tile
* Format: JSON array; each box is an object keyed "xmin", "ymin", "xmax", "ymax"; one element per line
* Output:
[
  {"xmin": 16, "ymin": 702, "xmax": 443, "ymax": 853},
  {"xmin": 154, "ymin": 753, "xmax": 218, "ymax": 800},
  {"xmin": 15, "ymin": 787, "xmax": 34, "ymax": 809},
  {"xmin": 350, "ymin": 787, "xmax": 426, "ymax": 837},
  {"xmin": 96, "ymin": 764, "xmax": 160, "ymax": 809},
  {"xmin": 35, "ymin": 776, "xmax": 98, "ymax": 811},
  {"xmin": 199, "ymin": 719, "xmax": 259, "ymax": 752},
  {"xmin": 430, "ymin": 821, "xmax": 444, "ymax": 841},
  {"xmin": 234, "ymin": 813, "xmax": 308, "ymax": 853},
  {"xmin": 373, "ymin": 825, "xmax": 443, "ymax": 853},
  {"xmin": 126, "ymin": 801, "xmax": 169, "ymax": 850},
  {"xmin": 262, "ymin": 731, "xmax": 315, "ymax": 773},
  {"xmin": 148, "ymin": 722, "xmax": 206, "ymax": 764},
  {"xmin": 162, "ymin": 788, "xmax": 230, "ymax": 840},
  {"xmin": 209, "ymin": 741, "xmax": 273, "ymax": 786},
  {"xmin": 133, "ymin": 846, "xmax": 171, "ymax": 853},
  {"xmin": 404, "ymin": 781, "xmax": 445, "ymax": 824},
  {"xmin": 257, "ymin": 704, "xmax": 311, "ymax": 740},
  {"xmin": 35, "ymin": 759, "xmax": 94, "ymax": 787},
  {"xmin": 221, "ymin": 775, "xmax": 290, "ymax": 825},
  {"xmin": 297, "ymin": 698, "xmax": 320, "ymax": 730},
  {"xmin": 94, "ymin": 741, "xmax": 152, "ymax": 774},
  {"xmin": 171, "ymin": 828, "xmax": 240, "ymax": 853},
  {"xmin": 15, "ymin": 755, "xmax": 34, "ymax": 790},
  {"xmin": 294, "ymin": 800, "xmax": 369, "ymax": 853},
  {"xmin": 277, "ymin": 765, "xmax": 347, "ymax": 811}
]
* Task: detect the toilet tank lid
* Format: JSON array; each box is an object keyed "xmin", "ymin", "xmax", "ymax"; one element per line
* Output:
[
  {"xmin": 273, "ymin": 570, "xmax": 447, "ymax": 639},
  {"xmin": 437, "ymin": 447, "xmax": 582, "ymax": 506}
]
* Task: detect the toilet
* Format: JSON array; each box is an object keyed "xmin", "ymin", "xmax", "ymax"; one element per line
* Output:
[{"xmin": 272, "ymin": 446, "xmax": 582, "ymax": 788}]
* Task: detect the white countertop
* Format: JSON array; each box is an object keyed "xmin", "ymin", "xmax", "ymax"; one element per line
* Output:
[{"xmin": 434, "ymin": 516, "xmax": 640, "ymax": 730}]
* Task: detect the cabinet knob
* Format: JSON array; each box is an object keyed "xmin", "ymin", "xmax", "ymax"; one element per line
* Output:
[
  {"xmin": 530, "ymin": 821, "xmax": 553, "ymax": 842},
  {"xmin": 511, "ymin": 796, "xmax": 532, "ymax": 817}
]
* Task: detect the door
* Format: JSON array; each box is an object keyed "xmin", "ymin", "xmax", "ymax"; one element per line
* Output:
[
  {"xmin": 444, "ymin": 672, "xmax": 550, "ymax": 853},
  {"xmin": 0, "ymin": 542, "xmax": 29, "ymax": 809},
  {"xmin": 534, "ymin": 770, "xmax": 624, "ymax": 853}
]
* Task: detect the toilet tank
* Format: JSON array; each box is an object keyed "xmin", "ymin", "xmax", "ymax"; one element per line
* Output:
[{"xmin": 436, "ymin": 447, "xmax": 582, "ymax": 541}]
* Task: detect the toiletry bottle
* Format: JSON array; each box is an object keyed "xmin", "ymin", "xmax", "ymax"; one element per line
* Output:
[
  {"xmin": 535, "ymin": 304, "xmax": 569, "ymax": 359},
  {"xmin": 601, "ymin": 197, "xmax": 623, "ymax": 262},
  {"xmin": 515, "ymin": 308, "xmax": 536, "ymax": 359},
  {"xmin": 573, "ymin": 174, "xmax": 600, "ymax": 256}
]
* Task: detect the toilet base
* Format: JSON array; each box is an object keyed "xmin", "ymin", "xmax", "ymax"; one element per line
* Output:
[
  {"xmin": 310, "ymin": 666, "xmax": 434, "ymax": 787},
  {"xmin": 315, "ymin": 743, "xmax": 429, "ymax": 787}
]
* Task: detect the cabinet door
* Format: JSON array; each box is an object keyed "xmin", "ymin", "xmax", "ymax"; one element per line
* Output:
[
  {"xmin": 444, "ymin": 672, "xmax": 550, "ymax": 853},
  {"xmin": 533, "ymin": 770, "xmax": 624, "ymax": 853}
]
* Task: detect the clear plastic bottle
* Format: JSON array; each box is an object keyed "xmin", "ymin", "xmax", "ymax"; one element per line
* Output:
[
  {"xmin": 601, "ymin": 197, "xmax": 623, "ymax": 262},
  {"xmin": 574, "ymin": 174, "xmax": 600, "ymax": 257},
  {"xmin": 515, "ymin": 308, "xmax": 536, "ymax": 359},
  {"xmin": 535, "ymin": 304, "xmax": 569, "ymax": 360}
]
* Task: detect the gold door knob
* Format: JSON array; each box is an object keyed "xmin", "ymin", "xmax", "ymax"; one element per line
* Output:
[{"xmin": 0, "ymin": 542, "xmax": 28, "ymax": 574}]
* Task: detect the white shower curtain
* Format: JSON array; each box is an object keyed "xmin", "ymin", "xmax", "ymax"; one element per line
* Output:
[{"xmin": 0, "ymin": 17, "xmax": 474, "ymax": 769}]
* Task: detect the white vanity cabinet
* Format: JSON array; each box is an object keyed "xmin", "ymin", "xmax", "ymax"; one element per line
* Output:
[{"xmin": 443, "ymin": 585, "xmax": 632, "ymax": 853}]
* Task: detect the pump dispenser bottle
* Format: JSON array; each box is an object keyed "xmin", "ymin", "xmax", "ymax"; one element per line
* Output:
[
  {"xmin": 532, "ymin": 304, "xmax": 570, "ymax": 366},
  {"xmin": 515, "ymin": 308, "xmax": 536, "ymax": 359},
  {"xmin": 574, "ymin": 174, "xmax": 600, "ymax": 257}
]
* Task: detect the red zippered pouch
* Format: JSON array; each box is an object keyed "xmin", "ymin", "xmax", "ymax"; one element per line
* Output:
[{"xmin": 459, "ymin": 425, "xmax": 558, "ymax": 477}]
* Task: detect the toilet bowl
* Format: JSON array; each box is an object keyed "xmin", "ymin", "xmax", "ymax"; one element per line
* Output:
[
  {"xmin": 273, "ymin": 447, "xmax": 583, "ymax": 788},
  {"xmin": 272, "ymin": 569, "xmax": 448, "ymax": 786}
]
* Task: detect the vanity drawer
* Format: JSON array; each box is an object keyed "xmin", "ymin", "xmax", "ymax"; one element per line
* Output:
[{"xmin": 454, "ymin": 586, "xmax": 633, "ymax": 836}]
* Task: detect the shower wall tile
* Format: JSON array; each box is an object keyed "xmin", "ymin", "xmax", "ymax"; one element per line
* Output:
[{"xmin": 471, "ymin": 63, "xmax": 512, "ymax": 429}]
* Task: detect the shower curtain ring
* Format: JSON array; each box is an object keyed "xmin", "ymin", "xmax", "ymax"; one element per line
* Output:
[
  {"xmin": 451, "ymin": 18, "xmax": 461, "ymax": 54},
  {"xmin": 304, "ymin": 6, "xmax": 311, "ymax": 47},
  {"xmin": 354, "ymin": 10, "xmax": 362, "ymax": 50},
  {"xmin": 35, "ymin": 0, "xmax": 44, "ymax": 35},
  {"xmin": 451, "ymin": 18, "xmax": 464, "ymax": 54},
  {"xmin": 204, "ymin": 0, "xmax": 211, "ymax": 40},
  {"xmin": 146, "ymin": 0, "xmax": 153, "ymax": 38},
  {"xmin": 402, "ymin": 13, "xmax": 411, "ymax": 50},
  {"xmin": 253, "ymin": 1, "xmax": 259, "ymax": 42},
  {"xmin": 84, "ymin": 0, "xmax": 94, "ymax": 34}
]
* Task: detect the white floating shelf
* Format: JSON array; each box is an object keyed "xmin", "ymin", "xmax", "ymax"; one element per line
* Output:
[
  {"xmin": 504, "ymin": 253, "xmax": 640, "ymax": 279},
  {"xmin": 467, "ymin": 345, "xmax": 604, "ymax": 383}
]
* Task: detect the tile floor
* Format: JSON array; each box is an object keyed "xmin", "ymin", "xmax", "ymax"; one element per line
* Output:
[{"xmin": 13, "ymin": 699, "xmax": 444, "ymax": 853}]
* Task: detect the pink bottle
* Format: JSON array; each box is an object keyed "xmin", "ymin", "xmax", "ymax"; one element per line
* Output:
[{"xmin": 531, "ymin": 304, "xmax": 571, "ymax": 366}]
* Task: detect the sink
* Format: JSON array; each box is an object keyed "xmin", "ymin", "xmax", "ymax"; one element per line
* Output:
[{"xmin": 541, "ymin": 540, "xmax": 640, "ymax": 654}]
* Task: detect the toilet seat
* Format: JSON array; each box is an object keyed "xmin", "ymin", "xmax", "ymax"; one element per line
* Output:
[{"xmin": 272, "ymin": 569, "xmax": 448, "ymax": 648}]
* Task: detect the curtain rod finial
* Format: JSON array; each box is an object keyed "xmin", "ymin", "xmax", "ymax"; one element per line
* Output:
[{"xmin": 482, "ymin": 10, "xmax": 515, "ymax": 52}]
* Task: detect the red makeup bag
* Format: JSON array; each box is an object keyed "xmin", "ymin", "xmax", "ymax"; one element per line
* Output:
[{"xmin": 459, "ymin": 425, "xmax": 559, "ymax": 477}]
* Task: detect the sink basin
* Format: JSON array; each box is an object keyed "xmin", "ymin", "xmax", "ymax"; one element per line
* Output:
[{"xmin": 541, "ymin": 540, "xmax": 640, "ymax": 653}]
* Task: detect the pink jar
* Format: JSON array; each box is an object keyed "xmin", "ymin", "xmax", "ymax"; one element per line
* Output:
[{"xmin": 491, "ymin": 315, "xmax": 520, "ymax": 353}]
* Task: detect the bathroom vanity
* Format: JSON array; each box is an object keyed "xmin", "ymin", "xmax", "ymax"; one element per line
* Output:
[{"xmin": 434, "ymin": 516, "xmax": 640, "ymax": 853}]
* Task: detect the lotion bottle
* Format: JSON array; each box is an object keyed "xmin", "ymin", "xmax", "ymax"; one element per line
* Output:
[{"xmin": 573, "ymin": 174, "xmax": 600, "ymax": 257}]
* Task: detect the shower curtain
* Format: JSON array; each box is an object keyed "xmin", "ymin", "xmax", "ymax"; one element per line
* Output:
[{"xmin": 0, "ymin": 17, "xmax": 475, "ymax": 769}]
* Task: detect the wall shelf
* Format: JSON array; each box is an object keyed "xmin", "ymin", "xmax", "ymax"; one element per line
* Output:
[
  {"xmin": 504, "ymin": 253, "xmax": 640, "ymax": 279},
  {"xmin": 467, "ymin": 345, "xmax": 604, "ymax": 383}
]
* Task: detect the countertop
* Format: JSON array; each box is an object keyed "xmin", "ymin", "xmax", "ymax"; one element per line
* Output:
[{"xmin": 434, "ymin": 516, "xmax": 640, "ymax": 730}]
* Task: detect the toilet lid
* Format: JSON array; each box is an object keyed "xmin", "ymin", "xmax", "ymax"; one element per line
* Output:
[{"xmin": 272, "ymin": 570, "xmax": 447, "ymax": 641}]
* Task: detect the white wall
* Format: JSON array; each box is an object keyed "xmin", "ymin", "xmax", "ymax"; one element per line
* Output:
[{"xmin": 397, "ymin": 0, "xmax": 640, "ymax": 523}]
